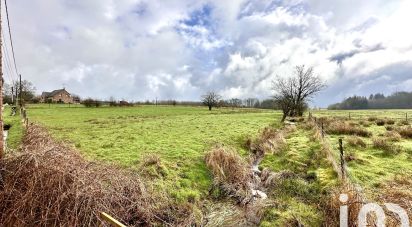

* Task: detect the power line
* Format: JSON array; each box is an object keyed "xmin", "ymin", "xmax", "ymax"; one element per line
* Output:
[
  {"xmin": 3, "ymin": 0, "xmax": 18, "ymax": 76},
  {"xmin": 2, "ymin": 30, "xmax": 16, "ymax": 83}
]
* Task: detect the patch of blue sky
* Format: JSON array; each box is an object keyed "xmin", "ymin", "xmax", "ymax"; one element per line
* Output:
[
  {"xmin": 182, "ymin": 4, "xmax": 213, "ymax": 27},
  {"xmin": 238, "ymin": 0, "xmax": 308, "ymax": 19}
]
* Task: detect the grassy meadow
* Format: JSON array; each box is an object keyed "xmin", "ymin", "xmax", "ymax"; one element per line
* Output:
[
  {"xmin": 25, "ymin": 104, "xmax": 280, "ymax": 202},
  {"xmin": 4, "ymin": 104, "xmax": 412, "ymax": 225}
]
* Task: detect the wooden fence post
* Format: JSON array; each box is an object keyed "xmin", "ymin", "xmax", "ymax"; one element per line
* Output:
[
  {"xmin": 348, "ymin": 112, "xmax": 351, "ymax": 120},
  {"xmin": 339, "ymin": 138, "xmax": 345, "ymax": 179},
  {"xmin": 407, "ymin": 113, "xmax": 408, "ymax": 122}
]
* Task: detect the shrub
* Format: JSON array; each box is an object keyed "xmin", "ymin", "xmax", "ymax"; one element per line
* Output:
[
  {"xmin": 346, "ymin": 136, "xmax": 366, "ymax": 148},
  {"xmin": 326, "ymin": 121, "xmax": 371, "ymax": 137},
  {"xmin": 82, "ymin": 98, "xmax": 102, "ymax": 107},
  {"xmin": 397, "ymin": 126, "xmax": 412, "ymax": 139},
  {"xmin": 376, "ymin": 119, "xmax": 385, "ymax": 126}
]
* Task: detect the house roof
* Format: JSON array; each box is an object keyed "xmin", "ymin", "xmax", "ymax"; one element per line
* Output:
[{"xmin": 42, "ymin": 89, "xmax": 70, "ymax": 98}]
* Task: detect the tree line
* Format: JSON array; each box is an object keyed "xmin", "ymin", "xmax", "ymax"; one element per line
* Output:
[
  {"xmin": 3, "ymin": 65, "xmax": 327, "ymax": 123},
  {"xmin": 328, "ymin": 92, "xmax": 412, "ymax": 110}
]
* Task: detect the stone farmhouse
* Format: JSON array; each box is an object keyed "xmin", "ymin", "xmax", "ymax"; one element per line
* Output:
[{"xmin": 40, "ymin": 88, "xmax": 76, "ymax": 103}]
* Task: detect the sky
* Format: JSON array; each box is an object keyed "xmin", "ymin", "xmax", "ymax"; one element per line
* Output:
[{"xmin": 2, "ymin": 0, "xmax": 412, "ymax": 107}]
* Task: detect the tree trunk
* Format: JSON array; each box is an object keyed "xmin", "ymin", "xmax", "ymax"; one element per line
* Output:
[
  {"xmin": 281, "ymin": 113, "xmax": 287, "ymax": 122},
  {"xmin": 208, "ymin": 105, "xmax": 212, "ymax": 111}
]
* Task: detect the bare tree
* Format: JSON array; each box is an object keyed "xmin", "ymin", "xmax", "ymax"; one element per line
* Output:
[
  {"xmin": 229, "ymin": 98, "xmax": 242, "ymax": 108},
  {"xmin": 272, "ymin": 65, "xmax": 325, "ymax": 121},
  {"xmin": 202, "ymin": 91, "xmax": 221, "ymax": 111}
]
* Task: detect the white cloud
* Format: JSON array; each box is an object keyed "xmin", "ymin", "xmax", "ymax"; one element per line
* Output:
[{"xmin": 2, "ymin": 0, "xmax": 412, "ymax": 106}]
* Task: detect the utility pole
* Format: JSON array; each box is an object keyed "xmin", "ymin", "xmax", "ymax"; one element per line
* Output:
[{"xmin": 0, "ymin": 2, "xmax": 4, "ymax": 159}]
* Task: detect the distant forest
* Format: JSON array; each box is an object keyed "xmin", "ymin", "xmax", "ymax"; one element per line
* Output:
[{"xmin": 328, "ymin": 92, "xmax": 412, "ymax": 109}]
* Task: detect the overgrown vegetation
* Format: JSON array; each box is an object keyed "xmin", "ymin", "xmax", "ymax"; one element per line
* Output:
[
  {"xmin": 11, "ymin": 105, "xmax": 412, "ymax": 226},
  {"xmin": 3, "ymin": 106, "xmax": 24, "ymax": 150},
  {"xmin": 205, "ymin": 146, "xmax": 251, "ymax": 201},
  {"xmin": 0, "ymin": 125, "xmax": 198, "ymax": 226},
  {"xmin": 346, "ymin": 136, "xmax": 366, "ymax": 148},
  {"xmin": 326, "ymin": 121, "xmax": 371, "ymax": 137},
  {"xmin": 397, "ymin": 126, "xmax": 412, "ymax": 138}
]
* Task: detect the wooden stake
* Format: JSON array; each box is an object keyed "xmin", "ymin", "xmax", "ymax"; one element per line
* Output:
[
  {"xmin": 339, "ymin": 138, "xmax": 345, "ymax": 178},
  {"xmin": 100, "ymin": 212, "xmax": 126, "ymax": 227}
]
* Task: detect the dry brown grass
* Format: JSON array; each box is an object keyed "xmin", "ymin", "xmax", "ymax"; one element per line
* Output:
[
  {"xmin": 325, "ymin": 185, "xmax": 366, "ymax": 227},
  {"xmin": 397, "ymin": 126, "xmax": 412, "ymax": 139},
  {"xmin": 386, "ymin": 119, "xmax": 395, "ymax": 125},
  {"xmin": 385, "ymin": 131, "xmax": 402, "ymax": 142},
  {"xmin": 385, "ymin": 125, "xmax": 394, "ymax": 131},
  {"xmin": 250, "ymin": 127, "xmax": 288, "ymax": 155},
  {"xmin": 375, "ymin": 175, "xmax": 412, "ymax": 225},
  {"xmin": 326, "ymin": 121, "xmax": 372, "ymax": 137},
  {"xmin": 368, "ymin": 116, "xmax": 378, "ymax": 122},
  {"xmin": 359, "ymin": 120, "xmax": 372, "ymax": 127},
  {"xmin": 344, "ymin": 151, "xmax": 358, "ymax": 162},
  {"xmin": 0, "ymin": 125, "xmax": 196, "ymax": 226},
  {"xmin": 205, "ymin": 146, "xmax": 252, "ymax": 203},
  {"xmin": 397, "ymin": 120, "xmax": 410, "ymax": 126},
  {"xmin": 138, "ymin": 154, "xmax": 169, "ymax": 179},
  {"xmin": 372, "ymin": 138, "xmax": 402, "ymax": 155},
  {"xmin": 346, "ymin": 136, "xmax": 367, "ymax": 148}
]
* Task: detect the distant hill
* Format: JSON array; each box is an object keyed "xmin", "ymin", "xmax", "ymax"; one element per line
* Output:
[{"xmin": 328, "ymin": 91, "xmax": 412, "ymax": 110}]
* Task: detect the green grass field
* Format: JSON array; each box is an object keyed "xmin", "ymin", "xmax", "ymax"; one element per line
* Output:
[
  {"xmin": 3, "ymin": 106, "xmax": 24, "ymax": 150},
  {"xmin": 5, "ymin": 105, "xmax": 412, "ymax": 225},
  {"xmin": 25, "ymin": 104, "xmax": 280, "ymax": 202}
]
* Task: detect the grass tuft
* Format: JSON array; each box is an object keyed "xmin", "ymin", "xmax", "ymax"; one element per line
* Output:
[
  {"xmin": 376, "ymin": 119, "xmax": 385, "ymax": 126},
  {"xmin": 205, "ymin": 146, "xmax": 251, "ymax": 202},
  {"xmin": 397, "ymin": 126, "xmax": 412, "ymax": 138},
  {"xmin": 368, "ymin": 116, "xmax": 377, "ymax": 122},
  {"xmin": 384, "ymin": 131, "xmax": 402, "ymax": 142},
  {"xmin": 326, "ymin": 121, "xmax": 371, "ymax": 137},
  {"xmin": 372, "ymin": 138, "xmax": 402, "ymax": 155},
  {"xmin": 386, "ymin": 119, "xmax": 395, "ymax": 125},
  {"xmin": 346, "ymin": 136, "xmax": 366, "ymax": 148}
]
